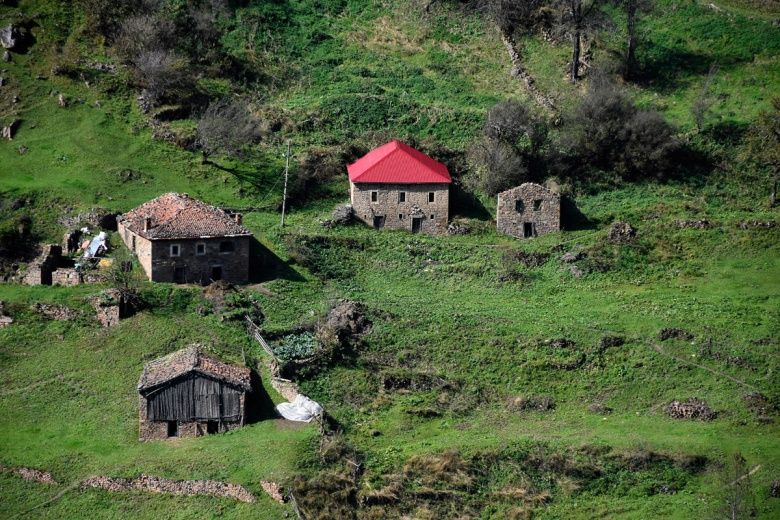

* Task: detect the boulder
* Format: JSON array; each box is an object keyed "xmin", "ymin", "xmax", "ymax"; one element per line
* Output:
[
  {"xmin": 569, "ymin": 264, "xmax": 583, "ymax": 278},
  {"xmin": 0, "ymin": 25, "xmax": 18, "ymax": 50},
  {"xmin": 664, "ymin": 398, "xmax": 716, "ymax": 421},
  {"xmin": 322, "ymin": 204, "xmax": 354, "ymax": 228},
  {"xmin": 607, "ymin": 221, "xmax": 637, "ymax": 243},
  {"xmin": 560, "ymin": 251, "xmax": 580, "ymax": 263},
  {"xmin": 2, "ymin": 50, "xmax": 11, "ymax": 62}
]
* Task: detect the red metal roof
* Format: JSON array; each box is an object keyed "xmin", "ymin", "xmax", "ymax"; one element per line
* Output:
[{"xmin": 347, "ymin": 140, "xmax": 452, "ymax": 184}]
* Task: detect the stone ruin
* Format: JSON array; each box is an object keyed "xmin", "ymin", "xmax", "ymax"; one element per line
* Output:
[
  {"xmin": 52, "ymin": 267, "xmax": 82, "ymax": 287},
  {"xmin": 31, "ymin": 302, "xmax": 80, "ymax": 321},
  {"xmin": 23, "ymin": 244, "xmax": 62, "ymax": 286},
  {"xmin": 0, "ymin": 301, "xmax": 13, "ymax": 328},
  {"xmin": 90, "ymin": 289, "xmax": 133, "ymax": 327},
  {"xmin": 664, "ymin": 398, "xmax": 716, "ymax": 421}
]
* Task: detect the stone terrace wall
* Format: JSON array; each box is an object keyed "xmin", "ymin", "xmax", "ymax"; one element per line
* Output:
[{"xmin": 81, "ymin": 474, "xmax": 256, "ymax": 503}]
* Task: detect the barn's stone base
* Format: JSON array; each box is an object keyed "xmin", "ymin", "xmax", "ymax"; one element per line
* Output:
[{"xmin": 138, "ymin": 394, "xmax": 246, "ymax": 441}]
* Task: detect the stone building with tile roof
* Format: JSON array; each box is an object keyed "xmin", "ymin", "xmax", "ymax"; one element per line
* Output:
[
  {"xmin": 138, "ymin": 345, "xmax": 252, "ymax": 441},
  {"xmin": 117, "ymin": 193, "xmax": 252, "ymax": 284},
  {"xmin": 347, "ymin": 140, "xmax": 452, "ymax": 234}
]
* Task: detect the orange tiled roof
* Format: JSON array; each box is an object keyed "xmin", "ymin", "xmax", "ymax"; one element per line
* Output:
[{"xmin": 118, "ymin": 193, "xmax": 251, "ymax": 240}]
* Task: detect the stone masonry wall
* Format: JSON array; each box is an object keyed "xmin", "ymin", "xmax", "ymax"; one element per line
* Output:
[
  {"xmin": 118, "ymin": 223, "xmax": 250, "ymax": 284},
  {"xmin": 52, "ymin": 268, "xmax": 82, "ymax": 286},
  {"xmin": 139, "ymin": 394, "xmax": 245, "ymax": 441},
  {"xmin": 497, "ymin": 183, "xmax": 560, "ymax": 239},
  {"xmin": 350, "ymin": 182, "xmax": 449, "ymax": 234},
  {"xmin": 150, "ymin": 236, "xmax": 250, "ymax": 284}
]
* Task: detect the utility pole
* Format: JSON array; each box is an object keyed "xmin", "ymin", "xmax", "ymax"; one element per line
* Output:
[{"xmin": 281, "ymin": 139, "xmax": 291, "ymax": 228}]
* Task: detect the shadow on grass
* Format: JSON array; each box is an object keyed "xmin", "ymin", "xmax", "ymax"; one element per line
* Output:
[
  {"xmin": 561, "ymin": 195, "xmax": 594, "ymax": 231},
  {"xmin": 245, "ymin": 369, "xmax": 278, "ymax": 423},
  {"xmin": 249, "ymin": 237, "xmax": 304, "ymax": 283},
  {"xmin": 451, "ymin": 183, "xmax": 491, "ymax": 220}
]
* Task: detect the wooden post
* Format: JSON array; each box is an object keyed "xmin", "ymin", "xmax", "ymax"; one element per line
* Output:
[{"xmin": 281, "ymin": 140, "xmax": 291, "ymax": 228}]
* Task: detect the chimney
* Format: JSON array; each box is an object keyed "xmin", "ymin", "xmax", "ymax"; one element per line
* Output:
[
  {"xmin": 234, "ymin": 213, "xmax": 243, "ymax": 225},
  {"xmin": 144, "ymin": 216, "xmax": 152, "ymax": 232}
]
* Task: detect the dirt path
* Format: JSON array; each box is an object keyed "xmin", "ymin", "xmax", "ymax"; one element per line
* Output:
[{"xmin": 651, "ymin": 343, "xmax": 759, "ymax": 392}]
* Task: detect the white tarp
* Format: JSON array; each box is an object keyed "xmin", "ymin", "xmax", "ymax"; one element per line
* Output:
[
  {"xmin": 275, "ymin": 394, "xmax": 323, "ymax": 423},
  {"xmin": 84, "ymin": 232, "xmax": 107, "ymax": 258}
]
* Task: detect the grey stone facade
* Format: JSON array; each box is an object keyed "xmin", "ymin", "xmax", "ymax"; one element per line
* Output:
[
  {"xmin": 350, "ymin": 182, "xmax": 449, "ymax": 234},
  {"xmin": 496, "ymin": 183, "xmax": 560, "ymax": 239},
  {"xmin": 119, "ymin": 224, "xmax": 250, "ymax": 285}
]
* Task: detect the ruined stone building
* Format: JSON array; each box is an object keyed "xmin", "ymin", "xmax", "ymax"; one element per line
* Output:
[
  {"xmin": 496, "ymin": 183, "xmax": 561, "ymax": 239},
  {"xmin": 117, "ymin": 193, "xmax": 252, "ymax": 284},
  {"xmin": 348, "ymin": 140, "xmax": 451, "ymax": 234},
  {"xmin": 138, "ymin": 346, "xmax": 252, "ymax": 441}
]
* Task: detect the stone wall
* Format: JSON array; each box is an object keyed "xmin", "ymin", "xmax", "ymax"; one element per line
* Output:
[
  {"xmin": 52, "ymin": 267, "xmax": 82, "ymax": 286},
  {"xmin": 496, "ymin": 183, "xmax": 560, "ymax": 239},
  {"xmin": 23, "ymin": 245, "xmax": 62, "ymax": 285},
  {"xmin": 350, "ymin": 182, "xmax": 449, "ymax": 234},
  {"xmin": 118, "ymin": 223, "xmax": 153, "ymax": 278},
  {"xmin": 138, "ymin": 393, "xmax": 245, "ymax": 441},
  {"xmin": 81, "ymin": 474, "xmax": 256, "ymax": 503}
]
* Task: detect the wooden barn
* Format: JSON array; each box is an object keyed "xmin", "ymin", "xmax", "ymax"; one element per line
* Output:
[{"xmin": 137, "ymin": 346, "xmax": 252, "ymax": 441}]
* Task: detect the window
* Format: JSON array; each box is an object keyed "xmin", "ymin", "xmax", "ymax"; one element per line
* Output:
[
  {"xmin": 196, "ymin": 243, "xmax": 206, "ymax": 255},
  {"xmin": 131, "ymin": 235, "xmax": 136, "ymax": 252},
  {"xmin": 399, "ymin": 192, "xmax": 406, "ymax": 203},
  {"xmin": 428, "ymin": 192, "xmax": 435, "ymax": 203},
  {"xmin": 515, "ymin": 200, "xmax": 524, "ymax": 213},
  {"xmin": 371, "ymin": 191, "xmax": 378, "ymax": 203},
  {"xmin": 430, "ymin": 214, "xmax": 435, "ymax": 220},
  {"xmin": 533, "ymin": 199, "xmax": 543, "ymax": 211},
  {"xmin": 170, "ymin": 244, "xmax": 180, "ymax": 257},
  {"xmin": 399, "ymin": 214, "xmax": 404, "ymax": 220},
  {"xmin": 219, "ymin": 241, "xmax": 234, "ymax": 253}
]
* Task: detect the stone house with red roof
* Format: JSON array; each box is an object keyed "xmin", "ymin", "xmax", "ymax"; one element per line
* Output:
[
  {"xmin": 138, "ymin": 345, "xmax": 252, "ymax": 441},
  {"xmin": 117, "ymin": 193, "xmax": 252, "ymax": 284},
  {"xmin": 348, "ymin": 140, "xmax": 452, "ymax": 234}
]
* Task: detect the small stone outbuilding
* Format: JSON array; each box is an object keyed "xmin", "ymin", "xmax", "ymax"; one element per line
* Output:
[
  {"xmin": 496, "ymin": 183, "xmax": 560, "ymax": 239},
  {"xmin": 347, "ymin": 140, "xmax": 452, "ymax": 234},
  {"xmin": 117, "ymin": 193, "xmax": 252, "ymax": 285},
  {"xmin": 138, "ymin": 346, "xmax": 252, "ymax": 441}
]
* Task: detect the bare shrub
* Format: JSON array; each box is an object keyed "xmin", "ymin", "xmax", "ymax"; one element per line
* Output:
[
  {"xmin": 114, "ymin": 14, "xmax": 175, "ymax": 63},
  {"xmin": 134, "ymin": 50, "xmax": 192, "ymax": 106},
  {"xmin": 196, "ymin": 98, "xmax": 260, "ymax": 162}
]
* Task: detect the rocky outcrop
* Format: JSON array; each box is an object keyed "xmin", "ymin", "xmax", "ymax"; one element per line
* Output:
[
  {"xmin": 675, "ymin": 219, "xmax": 711, "ymax": 229},
  {"xmin": 607, "ymin": 221, "xmax": 637, "ymax": 243},
  {"xmin": 664, "ymin": 399, "xmax": 716, "ymax": 421},
  {"xmin": 261, "ymin": 480, "xmax": 286, "ymax": 503},
  {"xmin": 659, "ymin": 328, "xmax": 694, "ymax": 341},
  {"xmin": 0, "ymin": 25, "xmax": 19, "ymax": 50},
  {"xmin": 81, "ymin": 474, "xmax": 256, "ymax": 503}
]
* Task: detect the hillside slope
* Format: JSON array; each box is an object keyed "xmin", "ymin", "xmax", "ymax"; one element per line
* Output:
[{"xmin": 1, "ymin": 0, "xmax": 779, "ymax": 518}]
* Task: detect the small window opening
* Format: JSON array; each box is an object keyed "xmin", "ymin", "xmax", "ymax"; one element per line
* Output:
[
  {"xmin": 399, "ymin": 192, "xmax": 406, "ymax": 203},
  {"xmin": 399, "ymin": 214, "xmax": 404, "ymax": 220},
  {"xmin": 196, "ymin": 243, "xmax": 206, "ymax": 255},
  {"xmin": 430, "ymin": 214, "xmax": 435, "ymax": 220},
  {"xmin": 167, "ymin": 421, "xmax": 178, "ymax": 437},
  {"xmin": 371, "ymin": 191, "xmax": 378, "ymax": 203},
  {"xmin": 533, "ymin": 199, "xmax": 543, "ymax": 211},
  {"xmin": 170, "ymin": 244, "xmax": 180, "ymax": 257},
  {"xmin": 428, "ymin": 192, "xmax": 435, "ymax": 203},
  {"xmin": 219, "ymin": 241, "xmax": 234, "ymax": 253},
  {"xmin": 131, "ymin": 235, "xmax": 136, "ymax": 252},
  {"xmin": 515, "ymin": 200, "xmax": 524, "ymax": 213}
]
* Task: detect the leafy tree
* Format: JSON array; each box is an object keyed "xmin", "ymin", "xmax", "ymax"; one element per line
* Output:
[
  {"xmin": 196, "ymin": 98, "xmax": 261, "ymax": 163},
  {"xmin": 559, "ymin": 74, "xmax": 678, "ymax": 179}
]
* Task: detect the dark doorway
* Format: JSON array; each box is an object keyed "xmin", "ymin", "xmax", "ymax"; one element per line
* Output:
[
  {"xmin": 211, "ymin": 266, "xmax": 223, "ymax": 281},
  {"xmin": 373, "ymin": 216, "xmax": 385, "ymax": 229},
  {"xmin": 411, "ymin": 217, "xmax": 424, "ymax": 233},
  {"xmin": 174, "ymin": 266, "xmax": 186, "ymax": 283},
  {"xmin": 167, "ymin": 421, "xmax": 178, "ymax": 437},
  {"xmin": 523, "ymin": 222, "xmax": 534, "ymax": 238},
  {"xmin": 206, "ymin": 421, "xmax": 219, "ymax": 434}
]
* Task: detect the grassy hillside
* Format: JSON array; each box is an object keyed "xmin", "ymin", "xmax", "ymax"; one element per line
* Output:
[{"xmin": 1, "ymin": 0, "xmax": 779, "ymax": 518}]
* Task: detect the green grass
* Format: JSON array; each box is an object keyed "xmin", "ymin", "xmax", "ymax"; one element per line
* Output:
[{"xmin": 1, "ymin": 0, "xmax": 780, "ymax": 517}]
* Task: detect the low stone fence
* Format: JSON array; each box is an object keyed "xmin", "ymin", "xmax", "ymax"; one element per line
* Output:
[
  {"xmin": 81, "ymin": 474, "xmax": 256, "ymax": 503},
  {"xmin": 0, "ymin": 465, "xmax": 57, "ymax": 484}
]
